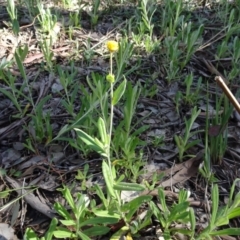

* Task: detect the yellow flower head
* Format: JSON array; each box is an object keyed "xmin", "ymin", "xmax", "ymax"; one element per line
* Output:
[{"xmin": 106, "ymin": 40, "xmax": 119, "ymax": 53}]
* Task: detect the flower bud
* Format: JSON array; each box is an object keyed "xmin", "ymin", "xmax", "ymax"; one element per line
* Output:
[{"xmin": 106, "ymin": 74, "xmax": 115, "ymax": 83}]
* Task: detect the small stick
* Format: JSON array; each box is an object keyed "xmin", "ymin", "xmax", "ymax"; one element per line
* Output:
[{"xmin": 215, "ymin": 76, "xmax": 240, "ymax": 114}]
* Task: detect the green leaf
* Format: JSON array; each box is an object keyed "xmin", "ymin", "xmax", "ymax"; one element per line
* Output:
[
  {"xmin": 134, "ymin": 209, "xmax": 152, "ymax": 233},
  {"xmin": 78, "ymin": 231, "xmax": 91, "ymax": 240},
  {"xmin": 53, "ymin": 124, "xmax": 71, "ymax": 141},
  {"xmin": 174, "ymin": 135, "xmax": 183, "ymax": 148},
  {"xmin": 34, "ymin": 95, "xmax": 51, "ymax": 114},
  {"xmin": 227, "ymin": 207, "xmax": 240, "ymax": 219},
  {"xmin": 121, "ymin": 195, "xmax": 152, "ymax": 221},
  {"xmin": 54, "ymin": 202, "xmax": 72, "ymax": 220},
  {"xmin": 170, "ymin": 228, "xmax": 192, "ymax": 235},
  {"xmin": 12, "ymin": 19, "xmax": 20, "ymax": 35},
  {"xmin": 15, "ymin": 49, "xmax": 27, "ymax": 80},
  {"xmin": 113, "ymin": 182, "xmax": 145, "ymax": 191},
  {"xmin": 24, "ymin": 228, "xmax": 38, "ymax": 240},
  {"xmin": 53, "ymin": 228, "xmax": 77, "ymax": 238},
  {"xmin": 210, "ymin": 228, "xmax": 240, "ymax": 236},
  {"xmin": 189, "ymin": 208, "xmax": 196, "ymax": 236},
  {"xmin": 121, "ymin": 195, "xmax": 152, "ymax": 212},
  {"xmin": 0, "ymin": 57, "xmax": 12, "ymax": 70},
  {"xmin": 231, "ymin": 192, "xmax": 240, "ymax": 209},
  {"xmin": 93, "ymin": 210, "xmax": 121, "ymax": 219},
  {"xmin": 80, "ymin": 217, "xmax": 118, "ymax": 227},
  {"xmin": 59, "ymin": 219, "xmax": 76, "ymax": 226},
  {"xmin": 45, "ymin": 218, "xmax": 58, "ymax": 240},
  {"xmin": 132, "ymin": 125, "xmax": 149, "ymax": 137},
  {"xmin": 0, "ymin": 88, "xmax": 21, "ymax": 112},
  {"xmin": 93, "ymin": 184, "xmax": 108, "ymax": 208},
  {"xmin": 185, "ymin": 139, "xmax": 201, "ymax": 151},
  {"xmin": 112, "ymin": 77, "xmax": 127, "ymax": 105},
  {"xmin": 69, "ymin": 193, "xmax": 89, "ymax": 222},
  {"xmin": 215, "ymin": 218, "xmax": 229, "ymax": 227},
  {"xmin": 83, "ymin": 226, "xmax": 110, "ymax": 237},
  {"xmin": 123, "ymin": 82, "xmax": 141, "ymax": 134},
  {"xmin": 17, "ymin": 44, "xmax": 28, "ymax": 61},
  {"xmin": 168, "ymin": 202, "xmax": 189, "ymax": 222},
  {"xmin": 0, "ymin": 189, "xmax": 10, "ymax": 198},
  {"xmin": 163, "ymin": 229, "xmax": 171, "ymax": 240},
  {"xmin": 229, "ymin": 179, "xmax": 240, "ymax": 204},
  {"xmin": 102, "ymin": 161, "xmax": 116, "ymax": 198},
  {"xmin": 59, "ymin": 186, "xmax": 76, "ymax": 213},
  {"xmin": 210, "ymin": 184, "xmax": 219, "ymax": 228},
  {"xmin": 98, "ymin": 117, "xmax": 108, "ymax": 144},
  {"xmin": 158, "ymin": 188, "xmax": 169, "ymax": 213},
  {"xmin": 149, "ymin": 201, "xmax": 166, "ymax": 227},
  {"xmin": 74, "ymin": 128, "xmax": 104, "ymax": 154}
]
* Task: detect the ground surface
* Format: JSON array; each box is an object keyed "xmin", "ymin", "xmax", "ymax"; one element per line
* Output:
[{"xmin": 0, "ymin": 0, "xmax": 240, "ymax": 239}]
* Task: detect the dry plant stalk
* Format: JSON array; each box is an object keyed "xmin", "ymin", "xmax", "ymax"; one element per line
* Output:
[{"xmin": 215, "ymin": 76, "xmax": 240, "ymax": 114}]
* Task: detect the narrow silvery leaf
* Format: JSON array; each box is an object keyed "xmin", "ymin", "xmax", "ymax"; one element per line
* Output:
[
  {"xmin": 113, "ymin": 182, "xmax": 145, "ymax": 191},
  {"xmin": 97, "ymin": 117, "xmax": 108, "ymax": 144},
  {"xmin": 102, "ymin": 161, "xmax": 116, "ymax": 198},
  {"xmin": 210, "ymin": 184, "xmax": 219, "ymax": 228},
  {"xmin": 112, "ymin": 77, "xmax": 127, "ymax": 105},
  {"xmin": 46, "ymin": 218, "xmax": 58, "ymax": 240},
  {"xmin": 74, "ymin": 128, "xmax": 104, "ymax": 154},
  {"xmin": 15, "ymin": 50, "xmax": 27, "ymax": 80}
]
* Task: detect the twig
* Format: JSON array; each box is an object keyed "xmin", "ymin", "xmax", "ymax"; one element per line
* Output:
[{"xmin": 215, "ymin": 76, "xmax": 240, "ymax": 114}]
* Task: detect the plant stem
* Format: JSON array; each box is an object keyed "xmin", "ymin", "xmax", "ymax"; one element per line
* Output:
[{"xmin": 108, "ymin": 52, "xmax": 114, "ymax": 164}]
